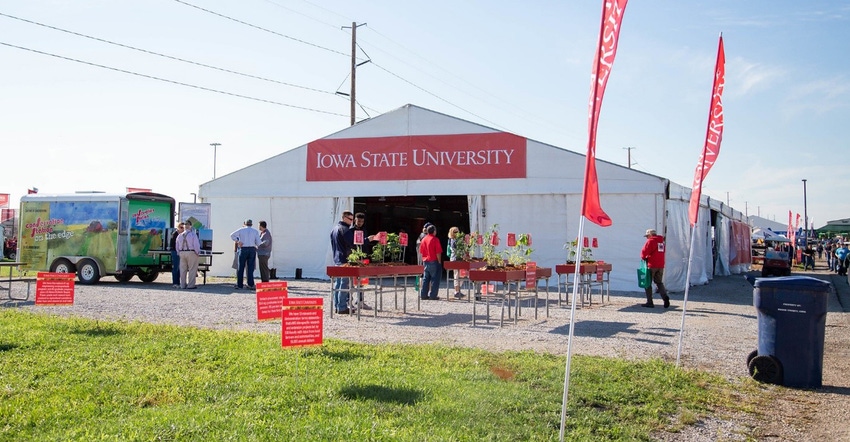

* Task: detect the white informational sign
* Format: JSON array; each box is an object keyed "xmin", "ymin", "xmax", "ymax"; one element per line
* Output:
[{"xmin": 179, "ymin": 203, "xmax": 212, "ymax": 229}]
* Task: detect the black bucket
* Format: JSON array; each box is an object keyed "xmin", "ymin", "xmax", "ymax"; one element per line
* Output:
[{"xmin": 269, "ymin": 268, "xmax": 277, "ymax": 279}]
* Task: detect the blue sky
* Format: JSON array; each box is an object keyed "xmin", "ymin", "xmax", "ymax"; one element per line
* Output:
[{"xmin": 1, "ymin": 1, "xmax": 848, "ymax": 228}]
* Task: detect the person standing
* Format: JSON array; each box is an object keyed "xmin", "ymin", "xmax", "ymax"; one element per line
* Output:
[
  {"xmin": 230, "ymin": 219, "xmax": 263, "ymax": 289},
  {"xmin": 176, "ymin": 221, "xmax": 201, "ymax": 289},
  {"xmin": 640, "ymin": 228, "xmax": 670, "ymax": 308},
  {"xmin": 330, "ymin": 211, "xmax": 355, "ymax": 314},
  {"xmin": 825, "ymin": 241, "xmax": 834, "ymax": 271},
  {"xmin": 835, "ymin": 242, "xmax": 850, "ymax": 276},
  {"xmin": 169, "ymin": 222, "xmax": 185, "ymax": 287},
  {"xmin": 351, "ymin": 212, "xmax": 377, "ymax": 255},
  {"xmin": 257, "ymin": 220, "xmax": 273, "ymax": 283},
  {"xmin": 447, "ymin": 226, "xmax": 464, "ymax": 299},
  {"xmin": 419, "ymin": 224, "xmax": 443, "ymax": 300}
]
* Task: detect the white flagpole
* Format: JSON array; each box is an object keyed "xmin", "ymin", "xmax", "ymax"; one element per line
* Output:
[
  {"xmin": 559, "ymin": 217, "xmax": 586, "ymax": 441},
  {"xmin": 676, "ymin": 220, "xmax": 699, "ymax": 366}
]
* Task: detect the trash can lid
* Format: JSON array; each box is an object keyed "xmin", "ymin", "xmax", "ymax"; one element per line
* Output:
[{"xmin": 753, "ymin": 275, "xmax": 831, "ymax": 290}]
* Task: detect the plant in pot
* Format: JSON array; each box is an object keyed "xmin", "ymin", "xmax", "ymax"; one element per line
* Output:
[
  {"xmin": 450, "ymin": 229, "xmax": 474, "ymax": 261},
  {"xmin": 370, "ymin": 232, "xmax": 402, "ymax": 263},
  {"xmin": 564, "ymin": 239, "xmax": 594, "ymax": 263},
  {"xmin": 504, "ymin": 233, "xmax": 533, "ymax": 268},
  {"xmin": 347, "ymin": 246, "xmax": 369, "ymax": 265},
  {"xmin": 481, "ymin": 224, "xmax": 504, "ymax": 269}
]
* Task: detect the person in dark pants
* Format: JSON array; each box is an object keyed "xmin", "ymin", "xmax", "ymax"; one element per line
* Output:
[
  {"xmin": 419, "ymin": 224, "xmax": 443, "ymax": 300},
  {"xmin": 230, "ymin": 219, "xmax": 262, "ymax": 289},
  {"xmin": 169, "ymin": 222, "xmax": 185, "ymax": 287},
  {"xmin": 330, "ymin": 211, "xmax": 355, "ymax": 314},
  {"xmin": 257, "ymin": 220, "xmax": 273, "ymax": 282},
  {"xmin": 640, "ymin": 228, "xmax": 670, "ymax": 308}
]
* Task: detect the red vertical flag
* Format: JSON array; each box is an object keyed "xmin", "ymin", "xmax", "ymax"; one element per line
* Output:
[
  {"xmin": 581, "ymin": 0, "xmax": 628, "ymax": 227},
  {"xmin": 688, "ymin": 35, "xmax": 726, "ymax": 226}
]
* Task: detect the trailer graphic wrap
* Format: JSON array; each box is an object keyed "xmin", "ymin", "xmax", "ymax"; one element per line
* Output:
[
  {"xmin": 20, "ymin": 200, "xmax": 119, "ymax": 272},
  {"xmin": 126, "ymin": 200, "xmax": 170, "ymax": 266}
]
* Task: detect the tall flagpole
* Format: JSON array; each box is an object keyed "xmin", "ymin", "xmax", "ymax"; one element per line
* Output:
[
  {"xmin": 676, "ymin": 222, "xmax": 699, "ymax": 365},
  {"xmin": 559, "ymin": 219, "xmax": 587, "ymax": 441}
]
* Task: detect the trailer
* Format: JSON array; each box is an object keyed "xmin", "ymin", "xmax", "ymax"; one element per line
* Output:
[{"xmin": 18, "ymin": 192, "xmax": 175, "ymax": 284}]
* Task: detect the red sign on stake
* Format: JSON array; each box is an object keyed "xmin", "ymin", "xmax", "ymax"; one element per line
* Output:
[
  {"xmin": 507, "ymin": 233, "xmax": 516, "ymax": 247},
  {"xmin": 353, "ymin": 230, "xmax": 364, "ymax": 245},
  {"xmin": 35, "ymin": 272, "xmax": 75, "ymax": 305},
  {"xmin": 592, "ymin": 237, "xmax": 598, "ymax": 248},
  {"xmin": 256, "ymin": 281, "xmax": 288, "ymax": 321},
  {"xmin": 399, "ymin": 232, "xmax": 408, "ymax": 246},
  {"xmin": 281, "ymin": 297, "xmax": 324, "ymax": 348}
]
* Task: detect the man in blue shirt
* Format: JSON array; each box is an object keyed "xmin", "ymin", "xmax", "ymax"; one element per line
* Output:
[
  {"xmin": 330, "ymin": 211, "xmax": 355, "ymax": 314},
  {"xmin": 835, "ymin": 243, "xmax": 849, "ymax": 276}
]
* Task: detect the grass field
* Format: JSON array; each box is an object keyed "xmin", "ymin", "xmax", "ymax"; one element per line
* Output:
[{"xmin": 0, "ymin": 309, "xmax": 758, "ymax": 441}]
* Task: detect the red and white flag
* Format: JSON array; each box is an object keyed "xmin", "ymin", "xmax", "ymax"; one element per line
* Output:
[
  {"xmin": 787, "ymin": 211, "xmax": 792, "ymax": 239},
  {"xmin": 0, "ymin": 193, "xmax": 8, "ymax": 209},
  {"xmin": 688, "ymin": 35, "xmax": 726, "ymax": 226},
  {"xmin": 581, "ymin": 0, "xmax": 628, "ymax": 227}
]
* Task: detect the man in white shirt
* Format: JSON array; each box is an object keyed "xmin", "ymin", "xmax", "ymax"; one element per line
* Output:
[
  {"xmin": 176, "ymin": 221, "xmax": 201, "ymax": 289},
  {"xmin": 230, "ymin": 219, "xmax": 263, "ymax": 289}
]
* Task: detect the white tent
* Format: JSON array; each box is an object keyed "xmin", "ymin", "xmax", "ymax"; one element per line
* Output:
[{"xmin": 198, "ymin": 104, "xmax": 745, "ymax": 292}]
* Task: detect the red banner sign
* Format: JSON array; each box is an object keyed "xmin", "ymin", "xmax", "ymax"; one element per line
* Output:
[
  {"xmin": 0, "ymin": 208, "xmax": 14, "ymax": 223},
  {"xmin": 35, "ymin": 272, "xmax": 75, "ymax": 305},
  {"xmin": 281, "ymin": 297, "xmax": 324, "ymax": 348},
  {"xmin": 256, "ymin": 281, "xmax": 288, "ymax": 321},
  {"xmin": 306, "ymin": 133, "xmax": 526, "ymax": 181}
]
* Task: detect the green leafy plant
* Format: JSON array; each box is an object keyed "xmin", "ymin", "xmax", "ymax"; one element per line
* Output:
[
  {"xmin": 504, "ymin": 233, "xmax": 533, "ymax": 267},
  {"xmin": 450, "ymin": 230, "xmax": 472, "ymax": 261},
  {"xmin": 564, "ymin": 239, "xmax": 594, "ymax": 263},
  {"xmin": 347, "ymin": 246, "xmax": 369, "ymax": 265},
  {"xmin": 371, "ymin": 233, "xmax": 402, "ymax": 262},
  {"xmin": 481, "ymin": 224, "xmax": 504, "ymax": 268}
]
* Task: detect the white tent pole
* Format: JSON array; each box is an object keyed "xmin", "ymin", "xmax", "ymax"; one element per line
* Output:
[
  {"xmin": 559, "ymin": 216, "xmax": 586, "ymax": 441},
  {"xmin": 676, "ymin": 220, "xmax": 699, "ymax": 366}
]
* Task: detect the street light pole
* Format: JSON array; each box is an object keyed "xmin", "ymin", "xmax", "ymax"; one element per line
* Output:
[
  {"xmin": 802, "ymin": 179, "xmax": 808, "ymax": 248},
  {"xmin": 210, "ymin": 143, "xmax": 221, "ymax": 179}
]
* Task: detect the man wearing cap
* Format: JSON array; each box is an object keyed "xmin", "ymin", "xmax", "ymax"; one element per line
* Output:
[
  {"xmin": 231, "ymin": 219, "xmax": 263, "ymax": 289},
  {"xmin": 176, "ymin": 220, "xmax": 201, "ymax": 289},
  {"xmin": 640, "ymin": 228, "xmax": 670, "ymax": 308},
  {"xmin": 419, "ymin": 223, "xmax": 443, "ymax": 300}
]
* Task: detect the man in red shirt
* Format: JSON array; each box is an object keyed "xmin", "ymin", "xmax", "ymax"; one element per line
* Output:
[
  {"xmin": 419, "ymin": 223, "xmax": 443, "ymax": 300},
  {"xmin": 640, "ymin": 228, "xmax": 670, "ymax": 308}
]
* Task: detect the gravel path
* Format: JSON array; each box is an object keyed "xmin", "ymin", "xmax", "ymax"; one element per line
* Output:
[{"xmin": 3, "ymin": 268, "xmax": 849, "ymax": 441}]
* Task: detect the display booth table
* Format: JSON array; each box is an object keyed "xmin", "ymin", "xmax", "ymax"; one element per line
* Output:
[
  {"xmin": 469, "ymin": 268, "xmax": 544, "ymax": 326},
  {"xmin": 326, "ymin": 265, "xmax": 423, "ymax": 320},
  {"xmin": 0, "ymin": 262, "xmax": 28, "ymax": 301},
  {"xmin": 443, "ymin": 260, "xmax": 487, "ymax": 301},
  {"xmin": 555, "ymin": 263, "xmax": 612, "ymax": 307}
]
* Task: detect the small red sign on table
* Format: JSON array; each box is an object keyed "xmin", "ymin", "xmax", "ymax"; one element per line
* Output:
[
  {"xmin": 525, "ymin": 261, "xmax": 537, "ymax": 288},
  {"xmin": 399, "ymin": 232, "xmax": 409, "ymax": 246},
  {"xmin": 281, "ymin": 297, "xmax": 324, "ymax": 348},
  {"xmin": 256, "ymin": 281, "xmax": 288, "ymax": 321},
  {"xmin": 35, "ymin": 272, "xmax": 75, "ymax": 305}
]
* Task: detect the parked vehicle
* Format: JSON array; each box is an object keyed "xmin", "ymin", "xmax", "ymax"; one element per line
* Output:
[
  {"xmin": 759, "ymin": 239, "xmax": 792, "ymax": 277},
  {"xmin": 18, "ymin": 192, "xmax": 175, "ymax": 284}
]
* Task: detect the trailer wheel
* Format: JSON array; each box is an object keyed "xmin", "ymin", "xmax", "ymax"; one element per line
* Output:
[
  {"xmin": 748, "ymin": 355, "xmax": 783, "ymax": 385},
  {"xmin": 49, "ymin": 258, "xmax": 75, "ymax": 274},
  {"xmin": 77, "ymin": 259, "xmax": 100, "ymax": 285},
  {"xmin": 137, "ymin": 269, "xmax": 159, "ymax": 283},
  {"xmin": 114, "ymin": 272, "xmax": 134, "ymax": 283}
]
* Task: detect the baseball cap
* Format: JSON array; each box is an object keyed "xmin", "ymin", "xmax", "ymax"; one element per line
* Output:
[{"xmin": 645, "ymin": 229, "xmax": 656, "ymax": 237}]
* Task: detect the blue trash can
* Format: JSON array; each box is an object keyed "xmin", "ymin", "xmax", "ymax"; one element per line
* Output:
[{"xmin": 750, "ymin": 276, "xmax": 830, "ymax": 388}]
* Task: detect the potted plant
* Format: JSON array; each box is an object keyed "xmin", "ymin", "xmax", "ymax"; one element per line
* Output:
[
  {"xmin": 504, "ymin": 233, "xmax": 533, "ymax": 268},
  {"xmin": 347, "ymin": 246, "xmax": 369, "ymax": 265},
  {"xmin": 371, "ymin": 232, "xmax": 403, "ymax": 263},
  {"xmin": 564, "ymin": 239, "xmax": 595, "ymax": 263}
]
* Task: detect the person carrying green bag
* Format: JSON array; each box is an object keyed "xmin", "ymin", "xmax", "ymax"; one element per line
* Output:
[{"xmin": 640, "ymin": 229, "xmax": 670, "ymax": 308}]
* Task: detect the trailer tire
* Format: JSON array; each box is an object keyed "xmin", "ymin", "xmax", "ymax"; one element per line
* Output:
[
  {"xmin": 114, "ymin": 272, "xmax": 134, "ymax": 283},
  {"xmin": 138, "ymin": 269, "xmax": 159, "ymax": 283},
  {"xmin": 77, "ymin": 259, "xmax": 100, "ymax": 285},
  {"xmin": 49, "ymin": 258, "xmax": 75, "ymax": 274}
]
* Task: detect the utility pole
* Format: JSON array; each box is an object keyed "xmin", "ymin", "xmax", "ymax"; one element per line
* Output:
[
  {"xmin": 342, "ymin": 22, "xmax": 368, "ymax": 126},
  {"xmin": 210, "ymin": 143, "xmax": 221, "ymax": 179},
  {"xmin": 622, "ymin": 146, "xmax": 635, "ymax": 168}
]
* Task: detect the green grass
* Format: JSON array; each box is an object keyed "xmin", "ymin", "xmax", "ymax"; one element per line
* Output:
[{"xmin": 0, "ymin": 309, "xmax": 752, "ymax": 441}]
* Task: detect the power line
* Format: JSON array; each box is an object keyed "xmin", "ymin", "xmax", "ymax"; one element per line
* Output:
[
  {"xmin": 0, "ymin": 41, "xmax": 348, "ymax": 117},
  {"xmin": 173, "ymin": 0, "xmax": 351, "ymax": 58},
  {"xmin": 0, "ymin": 12, "xmax": 336, "ymax": 96}
]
